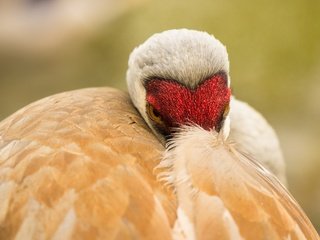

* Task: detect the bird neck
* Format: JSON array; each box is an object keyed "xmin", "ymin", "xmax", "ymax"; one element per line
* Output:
[{"xmin": 157, "ymin": 126, "xmax": 235, "ymax": 239}]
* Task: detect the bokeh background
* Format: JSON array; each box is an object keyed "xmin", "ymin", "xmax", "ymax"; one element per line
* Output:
[{"xmin": 0, "ymin": 0, "xmax": 319, "ymax": 232}]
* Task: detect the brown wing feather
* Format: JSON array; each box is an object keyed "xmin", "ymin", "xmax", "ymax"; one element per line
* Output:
[
  {"xmin": 162, "ymin": 127, "xmax": 319, "ymax": 240},
  {"xmin": 0, "ymin": 88, "xmax": 176, "ymax": 240},
  {"xmin": 192, "ymin": 140, "xmax": 319, "ymax": 239}
]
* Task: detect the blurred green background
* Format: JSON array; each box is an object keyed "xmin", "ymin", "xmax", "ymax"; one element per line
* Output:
[{"xmin": 0, "ymin": 0, "xmax": 319, "ymax": 232}]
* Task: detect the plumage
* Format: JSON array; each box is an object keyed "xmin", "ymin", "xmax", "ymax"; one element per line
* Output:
[
  {"xmin": 0, "ymin": 88, "xmax": 176, "ymax": 239},
  {"xmin": 0, "ymin": 29, "xmax": 318, "ymax": 239},
  {"xmin": 159, "ymin": 126, "xmax": 317, "ymax": 239},
  {"xmin": 229, "ymin": 98, "xmax": 287, "ymax": 185}
]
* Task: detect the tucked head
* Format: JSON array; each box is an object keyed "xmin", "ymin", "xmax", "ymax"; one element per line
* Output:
[{"xmin": 127, "ymin": 29, "xmax": 231, "ymax": 143}]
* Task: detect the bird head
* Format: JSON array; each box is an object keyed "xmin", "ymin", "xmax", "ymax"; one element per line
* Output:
[{"xmin": 127, "ymin": 29, "xmax": 231, "ymax": 144}]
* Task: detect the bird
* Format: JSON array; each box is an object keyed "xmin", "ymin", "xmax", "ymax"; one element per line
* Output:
[{"xmin": 0, "ymin": 29, "xmax": 318, "ymax": 239}]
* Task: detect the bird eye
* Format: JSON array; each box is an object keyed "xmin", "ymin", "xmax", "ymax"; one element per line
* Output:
[
  {"xmin": 223, "ymin": 104, "xmax": 230, "ymax": 118},
  {"xmin": 146, "ymin": 103, "xmax": 164, "ymax": 125}
]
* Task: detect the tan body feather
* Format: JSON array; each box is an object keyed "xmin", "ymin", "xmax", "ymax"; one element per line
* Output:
[
  {"xmin": 160, "ymin": 127, "xmax": 318, "ymax": 239},
  {"xmin": 0, "ymin": 88, "xmax": 175, "ymax": 239},
  {"xmin": 0, "ymin": 88, "xmax": 318, "ymax": 239}
]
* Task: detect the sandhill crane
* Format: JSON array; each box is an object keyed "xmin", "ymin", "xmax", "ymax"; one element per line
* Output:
[{"xmin": 0, "ymin": 29, "xmax": 318, "ymax": 239}]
